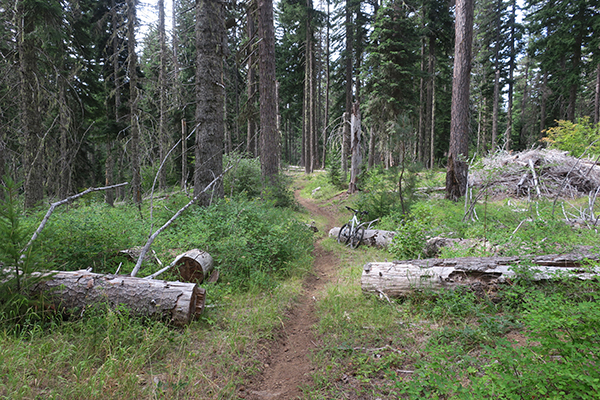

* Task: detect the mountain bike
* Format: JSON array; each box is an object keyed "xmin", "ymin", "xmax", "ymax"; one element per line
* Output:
[{"xmin": 337, "ymin": 206, "xmax": 374, "ymax": 249}]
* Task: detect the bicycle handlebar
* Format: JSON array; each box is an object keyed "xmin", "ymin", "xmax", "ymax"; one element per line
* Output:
[{"xmin": 345, "ymin": 206, "xmax": 368, "ymax": 216}]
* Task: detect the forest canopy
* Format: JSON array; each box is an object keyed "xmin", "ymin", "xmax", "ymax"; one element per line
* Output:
[{"xmin": 0, "ymin": 0, "xmax": 598, "ymax": 207}]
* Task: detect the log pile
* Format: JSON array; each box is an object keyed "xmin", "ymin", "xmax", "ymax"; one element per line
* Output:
[
  {"xmin": 362, "ymin": 251, "xmax": 600, "ymax": 297},
  {"xmin": 32, "ymin": 270, "xmax": 205, "ymax": 326}
]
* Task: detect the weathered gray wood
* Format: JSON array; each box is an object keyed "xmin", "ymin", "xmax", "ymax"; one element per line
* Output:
[
  {"xmin": 32, "ymin": 270, "xmax": 205, "ymax": 326},
  {"xmin": 329, "ymin": 227, "xmax": 396, "ymax": 248},
  {"xmin": 362, "ymin": 252, "xmax": 600, "ymax": 297}
]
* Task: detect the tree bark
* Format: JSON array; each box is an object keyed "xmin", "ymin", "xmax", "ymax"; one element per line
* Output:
[
  {"xmin": 158, "ymin": 0, "xmax": 168, "ymax": 191},
  {"xmin": 257, "ymin": 0, "xmax": 280, "ymax": 182},
  {"xmin": 445, "ymin": 0, "xmax": 473, "ymax": 201},
  {"xmin": 595, "ymin": 63, "xmax": 600, "ymax": 125},
  {"xmin": 505, "ymin": 0, "xmax": 516, "ymax": 149},
  {"xmin": 348, "ymin": 102, "xmax": 361, "ymax": 193},
  {"xmin": 127, "ymin": 0, "xmax": 141, "ymax": 205},
  {"xmin": 246, "ymin": 0, "xmax": 258, "ymax": 157},
  {"xmin": 194, "ymin": 0, "xmax": 225, "ymax": 206},
  {"xmin": 491, "ymin": 0, "xmax": 501, "ymax": 151},
  {"xmin": 32, "ymin": 270, "xmax": 206, "ymax": 327},
  {"xmin": 18, "ymin": 0, "xmax": 43, "ymax": 209},
  {"xmin": 343, "ymin": 0, "xmax": 353, "ymax": 182},
  {"xmin": 362, "ymin": 252, "xmax": 600, "ymax": 297}
]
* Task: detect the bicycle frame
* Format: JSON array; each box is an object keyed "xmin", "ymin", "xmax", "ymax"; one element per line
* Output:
[{"xmin": 337, "ymin": 206, "xmax": 368, "ymax": 248}]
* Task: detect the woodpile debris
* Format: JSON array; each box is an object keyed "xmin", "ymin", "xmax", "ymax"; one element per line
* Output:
[{"xmin": 469, "ymin": 149, "xmax": 600, "ymax": 199}]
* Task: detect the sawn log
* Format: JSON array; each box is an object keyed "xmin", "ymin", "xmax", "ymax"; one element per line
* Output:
[
  {"xmin": 32, "ymin": 270, "xmax": 205, "ymax": 326},
  {"xmin": 362, "ymin": 252, "xmax": 600, "ymax": 297}
]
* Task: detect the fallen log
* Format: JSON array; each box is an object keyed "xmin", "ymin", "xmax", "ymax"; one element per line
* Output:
[
  {"xmin": 31, "ymin": 270, "xmax": 205, "ymax": 326},
  {"xmin": 329, "ymin": 227, "xmax": 396, "ymax": 248},
  {"xmin": 362, "ymin": 252, "xmax": 600, "ymax": 297}
]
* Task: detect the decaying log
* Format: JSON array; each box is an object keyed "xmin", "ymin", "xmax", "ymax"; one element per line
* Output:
[
  {"xmin": 144, "ymin": 249, "xmax": 214, "ymax": 283},
  {"xmin": 362, "ymin": 252, "xmax": 600, "ymax": 297},
  {"xmin": 329, "ymin": 227, "xmax": 396, "ymax": 248},
  {"xmin": 173, "ymin": 249, "xmax": 214, "ymax": 283},
  {"xmin": 31, "ymin": 270, "xmax": 205, "ymax": 326}
]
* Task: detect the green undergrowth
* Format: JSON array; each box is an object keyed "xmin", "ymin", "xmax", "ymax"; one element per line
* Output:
[
  {"xmin": 0, "ymin": 178, "xmax": 314, "ymax": 398},
  {"xmin": 309, "ymin": 236, "xmax": 600, "ymax": 399},
  {"xmin": 307, "ymin": 174, "xmax": 600, "ymax": 399},
  {"xmin": 0, "ymin": 277, "xmax": 303, "ymax": 399},
  {"xmin": 22, "ymin": 194, "xmax": 313, "ymax": 289}
]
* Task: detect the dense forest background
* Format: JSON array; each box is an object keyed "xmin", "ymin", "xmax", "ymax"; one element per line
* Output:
[{"xmin": 1, "ymin": 0, "xmax": 599, "ymax": 207}]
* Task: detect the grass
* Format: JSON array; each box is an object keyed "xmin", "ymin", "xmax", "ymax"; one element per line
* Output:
[
  {"xmin": 2, "ymin": 168, "xmax": 600, "ymax": 399},
  {"xmin": 303, "ymin": 170, "xmax": 600, "ymax": 399},
  {"xmin": 0, "ymin": 278, "xmax": 304, "ymax": 399}
]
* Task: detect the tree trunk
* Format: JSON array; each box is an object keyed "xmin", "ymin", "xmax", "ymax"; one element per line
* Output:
[
  {"xmin": 158, "ymin": 0, "xmax": 168, "ymax": 191},
  {"xmin": 430, "ymin": 56, "xmax": 436, "ymax": 169},
  {"xmin": 540, "ymin": 70, "xmax": 548, "ymax": 134},
  {"xmin": 418, "ymin": 34, "xmax": 425, "ymax": 164},
  {"xmin": 594, "ymin": 63, "xmax": 600, "ymax": 124},
  {"xmin": 194, "ymin": 0, "xmax": 225, "ymax": 206},
  {"xmin": 505, "ymin": 0, "xmax": 516, "ymax": 150},
  {"xmin": 32, "ymin": 270, "xmax": 206, "ymax": 327},
  {"xmin": 348, "ymin": 102, "xmax": 361, "ymax": 193},
  {"xmin": 362, "ymin": 252, "xmax": 600, "ymax": 297},
  {"xmin": 343, "ymin": 0, "xmax": 353, "ymax": 182},
  {"xmin": 127, "ymin": 0, "xmax": 141, "ymax": 205},
  {"xmin": 567, "ymin": 4, "xmax": 584, "ymax": 122},
  {"xmin": 246, "ymin": 0, "xmax": 258, "ymax": 157},
  {"xmin": 58, "ymin": 74, "xmax": 71, "ymax": 200},
  {"xmin": 19, "ymin": 0, "xmax": 43, "ymax": 209},
  {"xmin": 426, "ymin": 36, "xmax": 436, "ymax": 167},
  {"xmin": 445, "ymin": 0, "xmax": 473, "ymax": 201},
  {"xmin": 323, "ymin": 0, "xmax": 330, "ymax": 169},
  {"xmin": 368, "ymin": 126, "xmax": 375, "ymax": 169},
  {"xmin": 491, "ymin": 0, "xmax": 501, "ymax": 151},
  {"xmin": 257, "ymin": 0, "xmax": 280, "ymax": 182}
]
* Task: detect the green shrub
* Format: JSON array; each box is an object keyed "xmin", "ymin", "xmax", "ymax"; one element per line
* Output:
[
  {"xmin": 223, "ymin": 152, "xmax": 262, "ymax": 198},
  {"xmin": 387, "ymin": 203, "xmax": 432, "ymax": 260},
  {"xmin": 542, "ymin": 117, "xmax": 600, "ymax": 157}
]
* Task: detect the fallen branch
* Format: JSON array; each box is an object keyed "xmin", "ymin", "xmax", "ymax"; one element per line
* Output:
[
  {"xmin": 22, "ymin": 182, "xmax": 130, "ymax": 256},
  {"xmin": 131, "ymin": 167, "xmax": 232, "ymax": 277}
]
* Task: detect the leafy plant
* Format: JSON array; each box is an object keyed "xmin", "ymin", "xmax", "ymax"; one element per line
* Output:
[
  {"xmin": 387, "ymin": 203, "xmax": 432, "ymax": 260},
  {"xmin": 542, "ymin": 117, "xmax": 600, "ymax": 157}
]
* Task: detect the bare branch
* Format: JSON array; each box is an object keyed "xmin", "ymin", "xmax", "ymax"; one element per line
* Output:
[
  {"xmin": 130, "ymin": 166, "xmax": 232, "ymax": 277},
  {"xmin": 21, "ymin": 182, "xmax": 130, "ymax": 257}
]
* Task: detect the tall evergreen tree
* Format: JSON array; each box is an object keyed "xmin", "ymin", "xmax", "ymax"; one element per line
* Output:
[
  {"xmin": 446, "ymin": 0, "xmax": 474, "ymax": 201},
  {"xmin": 194, "ymin": 0, "xmax": 226, "ymax": 205}
]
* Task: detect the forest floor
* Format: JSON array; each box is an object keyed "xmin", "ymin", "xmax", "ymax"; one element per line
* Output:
[{"xmin": 242, "ymin": 188, "xmax": 342, "ymax": 399}]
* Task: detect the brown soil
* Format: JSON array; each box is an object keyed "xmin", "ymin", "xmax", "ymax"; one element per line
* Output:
[{"xmin": 240, "ymin": 192, "xmax": 340, "ymax": 400}]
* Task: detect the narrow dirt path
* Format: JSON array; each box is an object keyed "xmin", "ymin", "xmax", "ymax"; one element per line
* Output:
[{"xmin": 241, "ymin": 193, "xmax": 340, "ymax": 400}]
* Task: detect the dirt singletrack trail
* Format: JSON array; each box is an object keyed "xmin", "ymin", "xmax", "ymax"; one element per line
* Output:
[{"xmin": 241, "ymin": 191, "xmax": 341, "ymax": 400}]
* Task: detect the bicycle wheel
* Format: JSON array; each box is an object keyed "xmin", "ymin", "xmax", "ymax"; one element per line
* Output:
[
  {"xmin": 338, "ymin": 224, "xmax": 351, "ymax": 245},
  {"xmin": 349, "ymin": 226, "xmax": 365, "ymax": 249}
]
